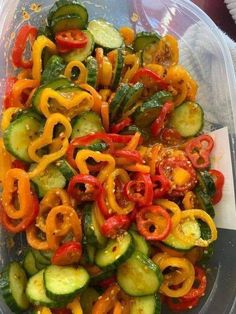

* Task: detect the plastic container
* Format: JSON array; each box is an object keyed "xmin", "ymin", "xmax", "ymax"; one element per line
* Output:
[{"xmin": 0, "ymin": 0, "xmax": 236, "ymax": 313}]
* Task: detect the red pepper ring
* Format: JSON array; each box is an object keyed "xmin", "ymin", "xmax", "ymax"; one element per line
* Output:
[
  {"xmin": 107, "ymin": 133, "xmax": 143, "ymax": 145},
  {"xmin": 151, "ymin": 102, "xmax": 174, "ymax": 137},
  {"xmin": 152, "ymin": 174, "xmax": 171, "ymax": 199},
  {"xmin": 113, "ymin": 150, "xmax": 144, "ymax": 163},
  {"xmin": 51, "ymin": 241, "xmax": 82, "ymax": 266},
  {"xmin": 12, "ymin": 25, "xmax": 38, "ymax": 69},
  {"xmin": 182, "ymin": 266, "xmax": 207, "ymax": 301},
  {"xmin": 96, "ymin": 186, "xmax": 113, "ymax": 218},
  {"xmin": 101, "ymin": 214, "xmax": 131, "ymax": 238},
  {"xmin": 0, "ymin": 194, "xmax": 39, "ymax": 234},
  {"xmin": 131, "ymin": 67, "xmax": 169, "ymax": 90},
  {"xmin": 67, "ymin": 174, "xmax": 102, "ymax": 202},
  {"xmin": 166, "ymin": 295, "xmax": 200, "ymax": 312},
  {"xmin": 209, "ymin": 169, "xmax": 224, "ymax": 205},
  {"xmin": 136, "ymin": 205, "xmax": 171, "ymax": 241},
  {"xmin": 55, "ymin": 29, "xmax": 88, "ymax": 49},
  {"xmin": 185, "ymin": 134, "xmax": 214, "ymax": 170},
  {"xmin": 110, "ymin": 117, "xmax": 132, "ymax": 134},
  {"xmin": 4, "ymin": 77, "xmax": 17, "ymax": 109}
]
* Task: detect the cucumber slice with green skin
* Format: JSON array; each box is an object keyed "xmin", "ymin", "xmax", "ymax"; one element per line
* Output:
[
  {"xmin": 122, "ymin": 82, "xmax": 144, "ymax": 115},
  {"xmin": 117, "ymin": 251, "xmax": 163, "ymax": 296},
  {"xmin": 162, "ymin": 233, "xmax": 194, "ymax": 251},
  {"xmin": 80, "ymin": 287, "xmax": 100, "ymax": 314},
  {"xmin": 32, "ymin": 78, "xmax": 72, "ymax": 113},
  {"xmin": 3, "ymin": 111, "xmax": 44, "ymax": 163},
  {"xmin": 110, "ymin": 83, "xmax": 130, "ymax": 122},
  {"xmin": 0, "ymin": 262, "xmax": 30, "ymax": 313},
  {"xmin": 199, "ymin": 243, "xmax": 214, "ymax": 266},
  {"xmin": 38, "ymin": 25, "xmax": 53, "ymax": 40},
  {"xmin": 130, "ymin": 294, "xmax": 161, "ymax": 314},
  {"xmin": 32, "ymin": 250, "xmax": 51, "ymax": 266},
  {"xmin": 86, "ymin": 56, "xmax": 98, "ymax": 88},
  {"xmin": 111, "ymin": 48, "xmax": 124, "ymax": 90},
  {"xmin": 133, "ymin": 31, "xmax": 161, "ymax": 52},
  {"xmin": 83, "ymin": 203, "xmax": 107, "ymax": 248},
  {"xmin": 87, "ymin": 244, "xmax": 96, "ymax": 264},
  {"xmin": 30, "ymin": 164, "xmax": 66, "ymax": 198},
  {"xmin": 63, "ymin": 30, "xmax": 94, "ymax": 63},
  {"xmin": 130, "ymin": 230, "xmax": 150, "ymax": 256},
  {"xmin": 197, "ymin": 171, "xmax": 216, "ymax": 198},
  {"xmin": 169, "ymin": 102, "xmax": 204, "ymax": 137},
  {"xmin": 95, "ymin": 232, "xmax": 134, "ymax": 270},
  {"xmin": 133, "ymin": 91, "xmax": 173, "ymax": 128},
  {"xmin": 88, "ymin": 19, "xmax": 123, "ymax": 50},
  {"xmin": 41, "ymin": 55, "xmax": 65, "ymax": 85},
  {"xmin": 51, "ymin": 14, "xmax": 85, "ymax": 34},
  {"xmin": 55, "ymin": 159, "xmax": 77, "ymax": 181},
  {"xmin": 23, "ymin": 251, "xmax": 39, "ymax": 276},
  {"xmin": 48, "ymin": 0, "xmax": 88, "ymax": 28},
  {"xmin": 90, "ymin": 269, "xmax": 115, "ymax": 286},
  {"xmin": 26, "ymin": 270, "xmax": 63, "ymax": 308},
  {"xmin": 44, "ymin": 265, "xmax": 90, "ymax": 302},
  {"xmin": 195, "ymin": 187, "xmax": 215, "ymax": 218}
]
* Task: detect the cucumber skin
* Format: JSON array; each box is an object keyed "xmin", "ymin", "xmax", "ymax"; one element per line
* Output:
[
  {"xmin": 41, "ymin": 55, "xmax": 65, "ymax": 85},
  {"xmin": 23, "ymin": 251, "xmax": 39, "ymax": 277},
  {"xmin": 133, "ymin": 31, "xmax": 161, "ymax": 52},
  {"xmin": 111, "ymin": 49, "xmax": 124, "ymax": 90},
  {"xmin": 195, "ymin": 187, "xmax": 215, "ymax": 218},
  {"xmin": 110, "ymin": 84, "xmax": 130, "ymax": 122},
  {"xmin": 86, "ymin": 56, "xmax": 98, "ymax": 88}
]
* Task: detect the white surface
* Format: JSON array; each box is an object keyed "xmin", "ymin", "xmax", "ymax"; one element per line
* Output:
[{"xmin": 225, "ymin": 0, "xmax": 236, "ymax": 23}]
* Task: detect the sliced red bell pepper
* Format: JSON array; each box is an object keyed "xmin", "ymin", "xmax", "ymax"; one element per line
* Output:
[
  {"xmin": 12, "ymin": 25, "xmax": 38, "ymax": 69},
  {"xmin": 159, "ymin": 157, "xmax": 197, "ymax": 197},
  {"xmin": 136, "ymin": 205, "xmax": 171, "ymax": 241},
  {"xmin": 97, "ymin": 186, "xmax": 112, "ymax": 218},
  {"xmin": 182, "ymin": 266, "xmax": 207, "ymax": 301},
  {"xmin": 209, "ymin": 169, "xmax": 224, "ymax": 205},
  {"xmin": 113, "ymin": 150, "xmax": 143, "ymax": 163},
  {"xmin": 124, "ymin": 173, "xmax": 153, "ymax": 206},
  {"xmin": 152, "ymin": 174, "xmax": 171, "ymax": 199},
  {"xmin": 4, "ymin": 77, "xmax": 17, "ymax": 109},
  {"xmin": 0, "ymin": 194, "xmax": 39, "ymax": 233},
  {"xmin": 110, "ymin": 117, "xmax": 132, "ymax": 134},
  {"xmin": 185, "ymin": 134, "xmax": 214, "ymax": 170},
  {"xmin": 107, "ymin": 133, "xmax": 142, "ymax": 145},
  {"xmin": 67, "ymin": 174, "xmax": 102, "ymax": 202},
  {"xmin": 131, "ymin": 68, "xmax": 168, "ymax": 90},
  {"xmin": 166, "ymin": 295, "xmax": 200, "ymax": 312},
  {"xmin": 98, "ymin": 275, "xmax": 117, "ymax": 289},
  {"xmin": 51, "ymin": 241, "xmax": 82, "ymax": 266},
  {"xmin": 55, "ymin": 29, "xmax": 88, "ymax": 49},
  {"xmin": 128, "ymin": 207, "xmax": 139, "ymax": 223},
  {"xmin": 11, "ymin": 160, "xmax": 29, "ymax": 171},
  {"xmin": 151, "ymin": 102, "xmax": 174, "ymax": 137},
  {"xmin": 101, "ymin": 215, "xmax": 131, "ymax": 238}
]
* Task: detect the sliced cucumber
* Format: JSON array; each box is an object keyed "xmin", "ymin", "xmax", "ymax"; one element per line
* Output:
[
  {"xmin": 48, "ymin": 0, "xmax": 88, "ymax": 28},
  {"xmin": 41, "ymin": 55, "xmax": 65, "ymax": 85},
  {"xmin": 71, "ymin": 111, "xmax": 104, "ymax": 139},
  {"xmin": 55, "ymin": 159, "xmax": 77, "ymax": 181},
  {"xmin": 133, "ymin": 31, "xmax": 161, "ymax": 52},
  {"xmin": 162, "ymin": 233, "xmax": 194, "ymax": 251},
  {"xmin": 130, "ymin": 294, "xmax": 161, "ymax": 314},
  {"xmin": 130, "ymin": 230, "xmax": 150, "ymax": 256},
  {"xmin": 63, "ymin": 30, "xmax": 94, "ymax": 62},
  {"xmin": 111, "ymin": 48, "xmax": 124, "ymax": 90},
  {"xmin": 83, "ymin": 202, "xmax": 107, "ymax": 248},
  {"xmin": 51, "ymin": 14, "xmax": 85, "ymax": 34},
  {"xmin": 95, "ymin": 232, "xmax": 134, "ymax": 270},
  {"xmin": 88, "ymin": 19, "xmax": 123, "ymax": 50},
  {"xmin": 30, "ymin": 164, "xmax": 66, "ymax": 198},
  {"xmin": 169, "ymin": 101, "xmax": 204, "ymax": 137},
  {"xmin": 86, "ymin": 56, "xmax": 98, "ymax": 88},
  {"xmin": 142, "ymin": 41, "xmax": 160, "ymax": 65},
  {"xmin": 3, "ymin": 111, "xmax": 44, "ymax": 163},
  {"xmin": 0, "ymin": 262, "xmax": 30, "ymax": 313},
  {"xmin": 110, "ymin": 83, "xmax": 130, "ymax": 122},
  {"xmin": 197, "ymin": 171, "xmax": 216, "ymax": 198},
  {"xmin": 44, "ymin": 265, "xmax": 90, "ymax": 302},
  {"xmin": 32, "ymin": 78, "xmax": 72, "ymax": 114},
  {"xmin": 122, "ymin": 82, "xmax": 144, "ymax": 115},
  {"xmin": 32, "ymin": 250, "xmax": 51, "ymax": 267},
  {"xmin": 133, "ymin": 91, "xmax": 172, "ymax": 127},
  {"xmin": 80, "ymin": 287, "xmax": 100, "ymax": 314},
  {"xmin": 23, "ymin": 251, "xmax": 39, "ymax": 277},
  {"xmin": 117, "ymin": 251, "xmax": 163, "ymax": 296},
  {"xmin": 195, "ymin": 187, "xmax": 215, "ymax": 218},
  {"xmin": 86, "ymin": 244, "xmax": 96, "ymax": 265},
  {"xmin": 199, "ymin": 243, "xmax": 214, "ymax": 266},
  {"xmin": 26, "ymin": 270, "xmax": 62, "ymax": 308}
]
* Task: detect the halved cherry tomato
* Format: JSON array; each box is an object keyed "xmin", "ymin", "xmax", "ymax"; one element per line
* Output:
[
  {"xmin": 12, "ymin": 25, "xmax": 38, "ymax": 69},
  {"xmin": 152, "ymin": 174, "xmax": 171, "ymax": 199},
  {"xmin": 185, "ymin": 134, "xmax": 214, "ymax": 169},
  {"xmin": 151, "ymin": 102, "xmax": 174, "ymax": 137},
  {"xmin": 136, "ymin": 205, "xmax": 171, "ymax": 241},
  {"xmin": 101, "ymin": 215, "xmax": 131, "ymax": 238},
  {"xmin": 55, "ymin": 29, "xmax": 88, "ymax": 49},
  {"xmin": 110, "ymin": 117, "xmax": 132, "ymax": 134},
  {"xmin": 160, "ymin": 127, "xmax": 183, "ymax": 145},
  {"xmin": 51, "ymin": 241, "xmax": 82, "ymax": 266},
  {"xmin": 4, "ymin": 77, "xmax": 17, "ymax": 109},
  {"xmin": 131, "ymin": 68, "xmax": 168, "ymax": 90},
  {"xmin": 182, "ymin": 266, "xmax": 207, "ymax": 301},
  {"xmin": 166, "ymin": 295, "xmax": 200, "ymax": 312},
  {"xmin": 209, "ymin": 169, "xmax": 224, "ymax": 205}
]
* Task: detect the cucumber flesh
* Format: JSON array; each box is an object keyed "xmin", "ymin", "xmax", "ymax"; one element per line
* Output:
[
  {"xmin": 23, "ymin": 251, "xmax": 39, "ymax": 277},
  {"xmin": 86, "ymin": 56, "xmax": 99, "ymax": 88},
  {"xmin": 134, "ymin": 31, "xmax": 161, "ymax": 52},
  {"xmin": 130, "ymin": 294, "xmax": 161, "ymax": 314},
  {"xmin": 88, "ymin": 19, "xmax": 123, "ymax": 50},
  {"xmin": 169, "ymin": 101, "xmax": 204, "ymax": 137},
  {"xmin": 51, "ymin": 14, "xmax": 85, "ymax": 34},
  {"xmin": 130, "ymin": 230, "xmax": 150, "ymax": 256},
  {"xmin": 41, "ymin": 55, "xmax": 65, "ymax": 85}
]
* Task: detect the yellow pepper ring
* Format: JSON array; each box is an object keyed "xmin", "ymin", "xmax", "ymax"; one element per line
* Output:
[
  {"xmin": 26, "ymin": 224, "xmax": 50, "ymax": 251},
  {"xmin": 1, "ymin": 107, "xmax": 20, "ymax": 131},
  {"xmin": 155, "ymin": 199, "xmax": 181, "ymax": 230},
  {"xmin": 75, "ymin": 149, "xmax": 116, "ymax": 183},
  {"xmin": 67, "ymin": 297, "xmax": 83, "ymax": 314},
  {"xmin": 64, "ymin": 60, "xmax": 88, "ymax": 85},
  {"xmin": 122, "ymin": 54, "xmax": 140, "ymax": 83},
  {"xmin": 106, "ymin": 168, "xmax": 134, "ymax": 215},
  {"xmin": 100, "ymin": 56, "xmax": 113, "ymax": 87},
  {"xmin": 173, "ymin": 209, "xmax": 217, "ymax": 247}
]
